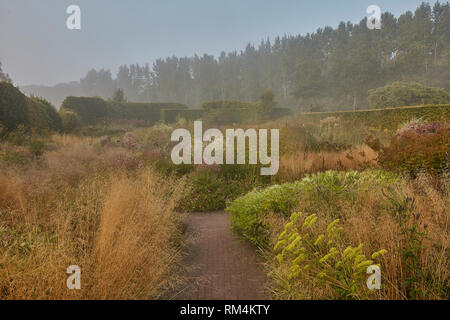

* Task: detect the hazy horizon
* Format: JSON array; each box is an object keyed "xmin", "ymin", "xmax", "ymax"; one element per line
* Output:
[{"xmin": 0, "ymin": 0, "xmax": 436, "ymax": 87}]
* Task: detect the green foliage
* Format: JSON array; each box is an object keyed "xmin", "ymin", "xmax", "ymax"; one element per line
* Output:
[
  {"xmin": 381, "ymin": 189, "xmax": 429, "ymax": 299},
  {"xmin": 28, "ymin": 140, "xmax": 45, "ymax": 157},
  {"xmin": 26, "ymin": 97, "xmax": 62, "ymax": 133},
  {"xmin": 368, "ymin": 82, "xmax": 450, "ymax": 108},
  {"xmin": 202, "ymin": 100, "xmax": 251, "ymax": 111},
  {"xmin": 300, "ymin": 105, "xmax": 450, "ymax": 131},
  {"xmin": 203, "ymin": 100, "xmax": 256, "ymax": 125},
  {"xmin": 109, "ymin": 102, "xmax": 187, "ymax": 122},
  {"xmin": 271, "ymin": 108, "xmax": 292, "ymax": 119},
  {"xmin": 60, "ymin": 96, "xmax": 108, "ymax": 125},
  {"xmin": 176, "ymin": 165, "xmax": 251, "ymax": 212},
  {"xmin": 0, "ymin": 82, "xmax": 28, "ymax": 131},
  {"xmin": 111, "ymin": 88, "xmax": 126, "ymax": 103},
  {"xmin": 274, "ymin": 212, "xmax": 387, "ymax": 299},
  {"xmin": 226, "ymin": 170, "xmax": 398, "ymax": 246},
  {"xmin": 60, "ymin": 110, "xmax": 82, "ymax": 133},
  {"xmin": 160, "ymin": 109, "xmax": 204, "ymax": 124},
  {"xmin": 5, "ymin": 125, "xmax": 29, "ymax": 145},
  {"xmin": 257, "ymin": 89, "xmax": 277, "ymax": 121}
]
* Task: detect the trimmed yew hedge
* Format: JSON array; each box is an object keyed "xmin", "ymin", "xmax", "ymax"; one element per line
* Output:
[
  {"xmin": 27, "ymin": 96, "xmax": 62, "ymax": 132},
  {"xmin": 160, "ymin": 109, "xmax": 204, "ymax": 123},
  {"xmin": 0, "ymin": 81, "xmax": 28, "ymax": 131},
  {"xmin": 110, "ymin": 102, "xmax": 187, "ymax": 122},
  {"xmin": 60, "ymin": 96, "xmax": 108, "ymax": 125},
  {"xmin": 300, "ymin": 105, "xmax": 450, "ymax": 130}
]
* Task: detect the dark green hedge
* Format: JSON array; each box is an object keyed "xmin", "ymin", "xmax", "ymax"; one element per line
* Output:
[
  {"xmin": 160, "ymin": 109, "xmax": 204, "ymax": 123},
  {"xmin": 60, "ymin": 96, "xmax": 108, "ymax": 125},
  {"xmin": 110, "ymin": 102, "xmax": 187, "ymax": 123},
  {"xmin": 300, "ymin": 105, "xmax": 450, "ymax": 130},
  {"xmin": 27, "ymin": 96, "xmax": 62, "ymax": 132},
  {"xmin": 368, "ymin": 82, "xmax": 450, "ymax": 109},
  {"xmin": 271, "ymin": 108, "xmax": 292, "ymax": 118},
  {"xmin": 0, "ymin": 81, "xmax": 28, "ymax": 131},
  {"xmin": 203, "ymin": 100, "xmax": 251, "ymax": 111}
]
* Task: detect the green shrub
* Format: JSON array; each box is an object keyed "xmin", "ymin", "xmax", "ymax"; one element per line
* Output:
[
  {"xmin": 368, "ymin": 82, "xmax": 450, "ymax": 109},
  {"xmin": 271, "ymin": 108, "xmax": 292, "ymax": 118},
  {"xmin": 226, "ymin": 170, "xmax": 398, "ymax": 246},
  {"xmin": 60, "ymin": 110, "xmax": 82, "ymax": 133},
  {"xmin": 0, "ymin": 82, "xmax": 28, "ymax": 131},
  {"xmin": 160, "ymin": 109, "xmax": 204, "ymax": 123},
  {"xmin": 27, "ymin": 96, "xmax": 62, "ymax": 133},
  {"xmin": 108, "ymin": 102, "xmax": 187, "ymax": 123},
  {"xmin": 179, "ymin": 166, "xmax": 246, "ymax": 212},
  {"xmin": 60, "ymin": 96, "xmax": 108, "ymax": 124},
  {"xmin": 6, "ymin": 124, "xmax": 29, "ymax": 146},
  {"xmin": 300, "ymin": 105, "xmax": 450, "ymax": 131},
  {"xmin": 28, "ymin": 140, "xmax": 45, "ymax": 157}
]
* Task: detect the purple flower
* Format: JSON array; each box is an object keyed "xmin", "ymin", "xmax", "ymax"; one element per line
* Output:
[{"xmin": 123, "ymin": 132, "xmax": 138, "ymax": 150}]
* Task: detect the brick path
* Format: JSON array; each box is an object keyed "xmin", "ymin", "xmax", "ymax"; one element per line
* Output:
[{"xmin": 178, "ymin": 211, "xmax": 268, "ymax": 300}]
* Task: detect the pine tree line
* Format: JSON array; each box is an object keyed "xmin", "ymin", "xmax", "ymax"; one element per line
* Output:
[{"xmin": 19, "ymin": 2, "xmax": 450, "ymax": 110}]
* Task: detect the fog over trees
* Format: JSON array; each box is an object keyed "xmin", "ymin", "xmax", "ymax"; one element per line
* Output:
[{"xmin": 15, "ymin": 2, "xmax": 450, "ymax": 111}]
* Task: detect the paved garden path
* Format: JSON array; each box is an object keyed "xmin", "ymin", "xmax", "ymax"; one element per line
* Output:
[{"xmin": 178, "ymin": 211, "xmax": 268, "ymax": 300}]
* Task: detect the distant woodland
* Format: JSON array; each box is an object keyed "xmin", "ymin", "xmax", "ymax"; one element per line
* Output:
[{"xmin": 15, "ymin": 2, "xmax": 450, "ymax": 111}]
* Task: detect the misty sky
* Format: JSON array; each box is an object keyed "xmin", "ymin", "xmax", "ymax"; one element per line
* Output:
[{"xmin": 0, "ymin": 0, "xmax": 437, "ymax": 86}]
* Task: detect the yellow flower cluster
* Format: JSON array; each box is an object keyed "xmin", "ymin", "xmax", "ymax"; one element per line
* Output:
[{"xmin": 274, "ymin": 212, "xmax": 387, "ymax": 299}]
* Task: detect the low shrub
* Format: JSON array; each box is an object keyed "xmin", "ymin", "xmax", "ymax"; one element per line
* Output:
[
  {"xmin": 28, "ymin": 140, "xmax": 45, "ymax": 157},
  {"xmin": 367, "ymin": 122, "xmax": 450, "ymax": 176},
  {"xmin": 178, "ymin": 165, "xmax": 247, "ymax": 212},
  {"xmin": 60, "ymin": 110, "xmax": 82, "ymax": 133}
]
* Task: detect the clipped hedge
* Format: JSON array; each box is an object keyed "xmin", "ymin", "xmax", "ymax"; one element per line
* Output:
[
  {"xmin": 160, "ymin": 108, "xmax": 204, "ymax": 123},
  {"xmin": 111, "ymin": 102, "xmax": 187, "ymax": 123},
  {"xmin": 271, "ymin": 108, "xmax": 292, "ymax": 118},
  {"xmin": 368, "ymin": 81, "xmax": 450, "ymax": 108},
  {"xmin": 300, "ymin": 105, "xmax": 450, "ymax": 130},
  {"xmin": 0, "ymin": 81, "xmax": 28, "ymax": 131},
  {"xmin": 60, "ymin": 96, "xmax": 108, "ymax": 125},
  {"xmin": 202, "ymin": 100, "xmax": 251, "ymax": 111},
  {"xmin": 27, "ymin": 96, "xmax": 62, "ymax": 133}
]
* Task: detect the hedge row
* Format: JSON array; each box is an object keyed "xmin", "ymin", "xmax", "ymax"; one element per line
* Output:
[
  {"xmin": 300, "ymin": 105, "xmax": 450, "ymax": 130},
  {"xmin": 160, "ymin": 109, "xmax": 204, "ymax": 123},
  {"xmin": 60, "ymin": 96, "xmax": 188, "ymax": 126},
  {"xmin": 0, "ymin": 81, "xmax": 28, "ymax": 131},
  {"xmin": 109, "ymin": 102, "xmax": 187, "ymax": 121},
  {"xmin": 368, "ymin": 81, "xmax": 450, "ymax": 109},
  {"xmin": 60, "ymin": 96, "xmax": 108, "ymax": 125},
  {"xmin": 0, "ymin": 82, "xmax": 61, "ymax": 134}
]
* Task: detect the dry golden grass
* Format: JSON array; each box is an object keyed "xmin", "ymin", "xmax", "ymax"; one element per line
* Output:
[
  {"xmin": 0, "ymin": 135, "xmax": 187, "ymax": 300},
  {"xmin": 278, "ymin": 145, "xmax": 378, "ymax": 182}
]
